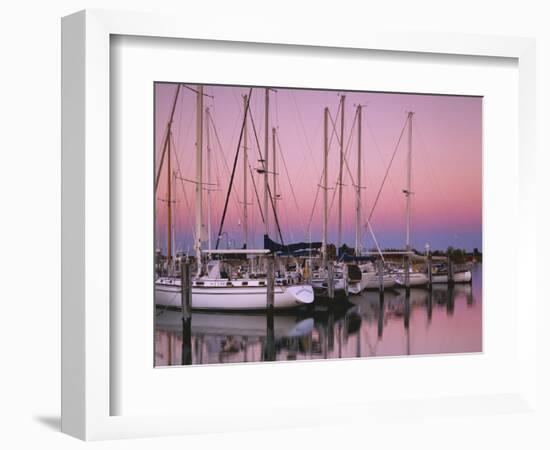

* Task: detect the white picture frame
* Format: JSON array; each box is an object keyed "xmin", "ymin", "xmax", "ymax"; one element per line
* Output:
[{"xmin": 61, "ymin": 9, "xmax": 537, "ymax": 441}]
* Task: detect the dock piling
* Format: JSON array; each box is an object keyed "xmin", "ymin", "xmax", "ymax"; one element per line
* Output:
[
  {"xmin": 180, "ymin": 261, "xmax": 192, "ymax": 365},
  {"xmin": 304, "ymin": 259, "xmax": 311, "ymax": 283},
  {"xmin": 427, "ymin": 255, "xmax": 433, "ymax": 290},
  {"xmin": 377, "ymin": 258, "xmax": 385, "ymax": 295},
  {"xmin": 448, "ymin": 255, "xmax": 455, "ymax": 287},
  {"xmin": 404, "ymin": 254, "xmax": 411, "ymax": 291},
  {"xmin": 327, "ymin": 261, "xmax": 335, "ymax": 300},
  {"xmin": 264, "ymin": 307, "xmax": 276, "ymax": 361},
  {"xmin": 267, "ymin": 256, "xmax": 275, "ymax": 309},
  {"xmin": 181, "ymin": 261, "xmax": 192, "ymax": 319}
]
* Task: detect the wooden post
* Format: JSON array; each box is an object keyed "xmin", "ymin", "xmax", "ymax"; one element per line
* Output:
[
  {"xmin": 404, "ymin": 254, "xmax": 410, "ymax": 290},
  {"xmin": 180, "ymin": 261, "xmax": 192, "ymax": 365},
  {"xmin": 304, "ymin": 259, "xmax": 311, "ymax": 283},
  {"xmin": 446, "ymin": 285, "xmax": 455, "ymax": 315},
  {"xmin": 181, "ymin": 262, "xmax": 192, "ymax": 319},
  {"xmin": 404, "ymin": 290, "xmax": 411, "ymax": 330},
  {"xmin": 327, "ymin": 261, "xmax": 335, "ymax": 299},
  {"xmin": 427, "ymin": 288, "xmax": 433, "ymax": 323},
  {"xmin": 448, "ymin": 255, "xmax": 455, "ymax": 287},
  {"xmin": 266, "ymin": 257, "xmax": 275, "ymax": 310},
  {"xmin": 264, "ymin": 307, "xmax": 275, "ymax": 361},
  {"xmin": 377, "ymin": 295, "xmax": 384, "ymax": 339},
  {"xmin": 427, "ymin": 255, "xmax": 433, "ymax": 290},
  {"xmin": 377, "ymin": 258, "xmax": 385, "ymax": 295}
]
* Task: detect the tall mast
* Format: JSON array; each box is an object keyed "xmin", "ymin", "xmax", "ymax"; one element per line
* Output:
[
  {"xmin": 167, "ymin": 133, "xmax": 172, "ymax": 261},
  {"xmin": 322, "ymin": 107, "xmax": 329, "ymax": 267},
  {"xmin": 195, "ymin": 85, "xmax": 204, "ymax": 273},
  {"xmin": 242, "ymin": 95, "xmax": 249, "ymax": 249},
  {"xmin": 272, "ymin": 127, "xmax": 277, "ymax": 223},
  {"xmin": 338, "ymin": 95, "xmax": 346, "ymax": 254},
  {"xmin": 155, "ymin": 84, "xmax": 181, "ymax": 193},
  {"xmin": 355, "ymin": 105, "xmax": 362, "ymax": 256},
  {"xmin": 206, "ymin": 107, "xmax": 212, "ymax": 251},
  {"xmin": 405, "ymin": 111, "xmax": 414, "ymax": 251},
  {"xmin": 263, "ymin": 88, "xmax": 270, "ymax": 241}
]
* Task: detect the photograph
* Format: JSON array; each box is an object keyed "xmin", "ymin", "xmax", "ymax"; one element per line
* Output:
[{"xmin": 154, "ymin": 82, "xmax": 482, "ymax": 366}]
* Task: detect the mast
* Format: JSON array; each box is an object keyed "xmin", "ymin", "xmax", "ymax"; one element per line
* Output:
[
  {"xmin": 167, "ymin": 133, "xmax": 172, "ymax": 261},
  {"xmin": 338, "ymin": 95, "xmax": 345, "ymax": 254},
  {"xmin": 355, "ymin": 104, "xmax": 362, "ymax": 256},
  {"xmin": 322, "ymin": 107, "xmax": 329, "ymax": 267},
  {"xmin": 405, "ymin": 111, "xmax": 414, "ymax": 251},
  {"xmin": 206, "ymin": 107, "xmax": 212, "ymax": 251},
  {"xmin": 264, "ymin": 88, "xmax": 269, "ymax": 241},
  {"xmin": 155, "ymin": 84, "xmax": 181, "ymax": 193},
  {"xmin": 272, "ymin": 127, "xmax": 277, "ymax": 224},
  {"xmin": 243, "ymin": 95, "xmax": 248, "ymax": 249},
  {"xmin": 195, "ymin": 85, "xmax": 204, "ymax": 273}
]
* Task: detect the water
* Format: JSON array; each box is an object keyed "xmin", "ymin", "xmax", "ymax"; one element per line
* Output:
[{"xmin": 155, "ymin": 264, "xmax": 482, "ymax": 366}]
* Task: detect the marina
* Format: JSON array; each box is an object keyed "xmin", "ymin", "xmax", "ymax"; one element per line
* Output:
[
  {"xmin": 154, "ymin": 83, "xmax": 482, "ymax": 365},
  {"xmin": 155, "ymin": 263, "xmax": 482, "ymax": 365}
]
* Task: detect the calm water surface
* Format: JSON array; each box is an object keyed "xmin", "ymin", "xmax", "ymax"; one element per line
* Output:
[{"xmin": 155, "ymin": 264, "xmax": 482, "ymax": 366}]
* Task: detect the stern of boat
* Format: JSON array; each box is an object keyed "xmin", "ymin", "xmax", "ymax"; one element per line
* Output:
[{"xmin": 286, "ymin": 284, "xmax": 315, "ymax": 305}]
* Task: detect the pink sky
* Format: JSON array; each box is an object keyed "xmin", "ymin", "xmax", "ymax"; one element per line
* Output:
[{"xmin": 155, "ymin": 83, "xmax": 482, "ymax": 253}]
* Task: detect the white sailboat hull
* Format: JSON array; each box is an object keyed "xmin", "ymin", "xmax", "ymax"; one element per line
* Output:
[
  {"xmin": 348, "ymin": 273, "xmax": 396, "ymax": 294},
  {"xmin": 155, "ymin": 280, "xmax": 314, "ymax": 310},
  {"xmin": 393, "ymin": 272, "xmax": 429, "ymax": 287},
  {"xmin": 432, "ymin": 270, "xmax": 472, "ymax": 284}
]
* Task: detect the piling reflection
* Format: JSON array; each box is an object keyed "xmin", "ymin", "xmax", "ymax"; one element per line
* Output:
[{"xmin": 155, "ymin": 265, "xmax": 482, "ymax": 366}]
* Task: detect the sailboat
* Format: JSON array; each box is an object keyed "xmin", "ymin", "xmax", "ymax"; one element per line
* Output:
[
  {"xmin": 347, "ymin": 261, "xmax": 396, "ymax": 293},
  {"xmin": 392, "ymin": 111, "xmax": 429, "ymax": 288},
  {"xmin": 309, "ymin": 101, "xmax": 349, "ymax": 298},
  {"xmin": 154, "ymin": 85, "xmax": 314, "ymax": 310},
  {"xmin": 310, "ymin": 265, "xmax": 349, "ymax": 297},
  {"xmin": 156, "ymin": 250, "xmax": 314, "ymax": 309},
  {"xmin": 431, "ymin": 265, "xmax": 472, "ymax": 284},
  {"xmin": 344, "ymin": 103, "xmax": 397, "ymax": 295}
]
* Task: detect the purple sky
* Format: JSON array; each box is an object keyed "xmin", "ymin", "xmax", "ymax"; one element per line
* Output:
[{"xmin": 155, "ymin": 83, "xmax": 482, "ymax": 253}]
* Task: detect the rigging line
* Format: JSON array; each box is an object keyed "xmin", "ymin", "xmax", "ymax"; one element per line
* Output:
[
  {"xmin": 215, "ymin": 88, "xmax": 253, "ymax": 250},
  {"xmin": 298, "ymin": 96, "xmax": 340, "ymax": 192},
  {"xmin": 365, "ymin": 116, "xmax": 401, "ymax": 206},
  {"xmin": 364, "ymin": 218, "xmax": 385, "ymax": 262},
  {"xmin": 342, "ymin": 110, "xmax": 360, "ymax": 187},
  {"xmin": 305, "ymin": 177, "xmax": 322, "ymax": 238},
  {"xmin": 327, "ymin": 108, "xmax": 345, "ymax": 216},
  {"xmin": 208, "ymin": 111, "xmax": 244, "ymax": 223},
  {"xmin": 366, "ymin": 115, "xmax": 409, "ymax": 224},
  {"xmin": 289, "ymin": 90, "xmax": 320, "ymax": 175},
  {"xmin": 279, "ymin": 189, "xmax": 296, "ymax": 243},
  {"xmin": 275, "ymin": 133, "xmax": 307, "ymax": 238},
  {"xmin": 247, "ymin": 107, "xmax": 286, "ymax": 247},
  {"xmin": 175, "ymin": 87, "xmax": 185, "ymax": 152},
  {"xmin": 155, "ymin": 84, "xmax": 182, "ymax": 193},
  {"xmin": 171, "ymin": 132, "xmax": 195, "ymax": 244},
  {"xmin": 181, "ymin": 84, "xmax": 214, "ymax": 98},
  {"xmin": 274, "ymin": 90, "xmax": 280, "ymax": 127},
  {"xmin": 247, "ymin": 161, "xmax": 265, "ymax": 224},
  {"xmin": 327, "ymin": 108, "xmax": 358, "ymax": 217},
  {"xmin": 302, "ymin": 101, "xmax": 342, "ymax": 236}
]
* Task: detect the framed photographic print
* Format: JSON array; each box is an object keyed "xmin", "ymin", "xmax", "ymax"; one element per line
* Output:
[
  {"xmin": 62, "ymin": 9, "xmax": 537, "ymax": 440},
  {"xmin": 153, "ymin": 81, "xmax": 483, "ymax": 367}
]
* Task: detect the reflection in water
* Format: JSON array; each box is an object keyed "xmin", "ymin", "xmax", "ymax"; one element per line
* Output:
[{"xmin": 155, "ymin": 264, "xmax": 482, "ymax": 366}]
